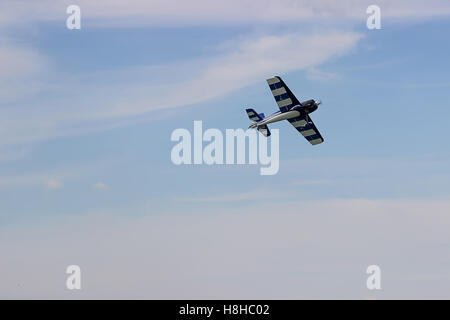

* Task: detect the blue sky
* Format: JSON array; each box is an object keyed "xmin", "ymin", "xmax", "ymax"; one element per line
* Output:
[{"xmin": 1, "ymin": 0, "xmax": 450, "ymax": 298}]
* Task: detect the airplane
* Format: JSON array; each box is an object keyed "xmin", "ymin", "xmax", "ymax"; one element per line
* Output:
[{"xmin": 246, "ymin": 76, "xmax": 324, "ymax": 145}]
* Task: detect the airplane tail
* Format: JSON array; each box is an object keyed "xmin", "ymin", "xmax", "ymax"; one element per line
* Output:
[
  {"xmin": 246, "ymin": 108, "xmax": 265, "ymax": 122},
  {"xmin": 257, "ymin": 124, "xmax": 271, "ymax": 137},
  {"xmin": 245, "ymin": 108, "xmax": 271, "ymax": 137}
]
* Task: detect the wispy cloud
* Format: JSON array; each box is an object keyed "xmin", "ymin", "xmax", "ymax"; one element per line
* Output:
[
  {"xmin": 0, "ymin": 144, "xmax": 34, "ymax": 163},
  {"xmin": 2, "ymin": 0, "xmax": 450, "ymax": 28},
  {"xmin": 178, "ymin": 187, "xmax": 287, "ymax": 203},
  {"xmin": 290, "ymin": 179, "xmax": 337, "ymax": 186},
  {"xmin": 306, "ymin": 67, "xmax": 339, "ymax": 82},
  {"xmin": 0, "ymin": 31, "xmax": 362, "ymax": 148},
  {"xmin": 0, "ymin": 163, "xmax": 106, "ymax": 190},
  {"xmin": 93, "ymin": 182, "xmax": 109, "ymax": 190},
  {"xmin": 45, "ymin": 179, "xmax": 63, "ymax": 190},
  {"xmin": 0, "ymin": 43, "xmax": 45, "ymax": 79},
  {"xmin": 0, "ymin": 39, "xmax": 48, "ymax": 102},
  {"xmin": 0, "ymin": 172, "xmax": 67, "ymax": 189},
  {"xmin": 2, "ymin": 0, "xmax": 447, "ymax": 149}
]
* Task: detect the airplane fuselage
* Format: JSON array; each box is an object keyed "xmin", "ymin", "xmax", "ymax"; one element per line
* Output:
[
  {"xmin": 258, "ymin": 110, "xmax": 300, "ymax": 125},
  {"xmin": 246, "ymin": 76, "xmax": 324, "ymax": 144},
  {"xmin": 256, "ymin": 100, "xmax": 319, "ymax": 127}
]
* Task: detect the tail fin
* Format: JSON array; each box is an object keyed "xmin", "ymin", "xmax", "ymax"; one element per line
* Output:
[
  {"xmin": 246, "ymin": 108, "xmax": 264, "ymax": 122},
  {"xmin": 246, "ymin": 108, "xmax": 271, "ymax": 136}
]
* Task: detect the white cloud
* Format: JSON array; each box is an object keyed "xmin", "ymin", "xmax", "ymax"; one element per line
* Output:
[
  {"xmin": 0, "ymin": 173, "xmax": 58, "ymax": 189},
  {"xmin": 45, "ymin": 179, "xmax": 63, "ymax": 190},
  {"xmin": 0, "ymin": 174, "xmax": 63, "ymax": 190},
  {"xmin": 0, "ymin": 43, "xmax": 45, "ymax": 79},
  {"xmin": 1, "ymin": 197, "xmax": 450, "ymax": 298},
  {"xmin": 1, "ymin": 0, "xmax": 448, "ymax": 148},
  {"xmin": 164, "ymin": 32, "xmax": 360, "ymax": 110},
  {"xmin": 0, "ymin": 39, "xmax": 48, "ymax": 102},
  {"xmin": 306, "ymin": 67, "xmax": 339, "ymax": 81},
  {"xmin": 0, "ymin": 163, "xmax": 105, "ymax": 189},
  {"xmin": 2, "ymin": 0, "xmax": 450, "ymax": 27},
  {"xmin": 93, "ymin": 182, "xmax": 109, "ymax": 190},
  {"xmin": 291, "ymin": 178, "xmax": 336, "ymax": 186},
  {"xmin": 0, "ymin": 31, "xmax": 361, "ymax": 148},
  {"xmin": 178, "ymin": 187, "xmax": 287, "ymax": 203},
  {"xmin": 100, "ymin": 31, "xmax": 362, "ymax": 118},
  {"xmin": 0, "ymin": 144, "xmax": 34, "ymax": 163}
]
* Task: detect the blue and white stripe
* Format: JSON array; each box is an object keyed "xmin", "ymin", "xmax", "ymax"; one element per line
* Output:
[
  {"xmin": 246, "ymin": 109, "xmax": 262, "ymax": 122},
  {"xmin": 267, "ymin": 77, "xmax": 293, "ymax": 112},
  {"xmin": 288, "ymin": 116, "xmax": 324, "ymax": 145}
]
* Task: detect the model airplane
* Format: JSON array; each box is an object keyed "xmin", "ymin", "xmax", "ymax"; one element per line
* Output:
[{"xmin": 246, "ymin": 76, "xmax": 324, "ymax": 145}]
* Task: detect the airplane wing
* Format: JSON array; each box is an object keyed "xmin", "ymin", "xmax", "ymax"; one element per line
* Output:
[
  {"xmin": 266, "ymin": 76, "xmax": 301, "ymax": 112},
  {"xmin": 288, "ymin": 116, "xmax": 324, "ymax": 145}
]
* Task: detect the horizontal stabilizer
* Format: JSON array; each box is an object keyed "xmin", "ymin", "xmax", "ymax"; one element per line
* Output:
[{"xmin": 257, "ymin": 124, "xmax": 271, "ymax": 137}]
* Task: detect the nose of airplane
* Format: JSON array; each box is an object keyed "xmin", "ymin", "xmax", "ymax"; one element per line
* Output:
[{"xmin": 315, "ymin": 99, "xmax": 322, "ymax": 106}]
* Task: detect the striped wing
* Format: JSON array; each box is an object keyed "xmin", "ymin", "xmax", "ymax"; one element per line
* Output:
[
  {"xmin": 288, "ymin": 116, "xmax": 324, "ymax": 145},
  {"xmin": 266, "ymin": 76, "xmax": 301, "ymax": 112}
]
